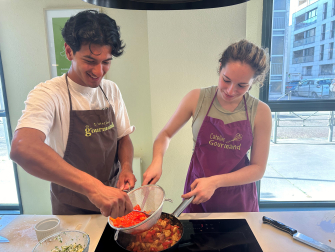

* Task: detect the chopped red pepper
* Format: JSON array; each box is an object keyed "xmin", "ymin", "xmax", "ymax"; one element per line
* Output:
[{"xmin": 109, "ymin": 205, "xmax": 148, "ymax": 228}]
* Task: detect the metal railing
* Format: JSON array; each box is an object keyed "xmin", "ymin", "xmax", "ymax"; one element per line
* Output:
[
  {"xmin": 293, "ymin": 36, "xmax": 315, "ymax": 47},
  {"xmin": 270, "ymin": 63, "xmax": 283, "ymax": 75},
  {"xmin": 295, "ymin": 16, "xmax": 317, "ymax": 30},
  {"xmin": 272, "ymin": 111, "xmax": 334, "ymax": 143},
  {"xmin": 273, "ymin": 17, "xmax": 285, "ymax": 29},
  {"xmin": 292, "ymin": 55, "xmax": 314, "ymax": 64}
]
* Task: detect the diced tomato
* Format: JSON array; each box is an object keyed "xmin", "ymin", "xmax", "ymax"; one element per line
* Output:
[
  {"xmin": 148, "ymin": 230, "xmax": 156, "ymax": 236},
  {"xmin": 109, "ymin": 205, "xmax": 148, "ymax": 228},
  {"xmin": 162, "ymin": 240, "xmax": 172, "ymax": 247}
]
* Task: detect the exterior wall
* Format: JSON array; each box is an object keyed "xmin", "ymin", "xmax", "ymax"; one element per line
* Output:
[{"xmin": 289, "ymin": 0, "xmax": 335, "ymax": 81}]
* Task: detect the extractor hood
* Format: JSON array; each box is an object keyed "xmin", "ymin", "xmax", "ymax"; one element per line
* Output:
[{"xmin": 82, "ymin": 0, "xmax": 249, "ymax": 10}]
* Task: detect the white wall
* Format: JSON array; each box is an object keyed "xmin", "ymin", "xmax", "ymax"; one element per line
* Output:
[
  {"xmin": 0, "ymin": 0, "xmax": 264, "ymax": 214},
  {"xmin": 146, "ymin": 5, "xmax": 248, "ymax": 213}
]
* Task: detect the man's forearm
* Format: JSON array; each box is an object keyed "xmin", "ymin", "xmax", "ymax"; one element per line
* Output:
[
  {"xmin": 10, "ymin": 129, "xmax": 98, "ymax": 198},
  {"xmin": 118, "ymin": 134, "xmax": 134, "ymax": 171}
]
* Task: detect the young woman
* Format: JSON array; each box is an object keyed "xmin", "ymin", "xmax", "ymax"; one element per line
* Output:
[{"xmin": 142, "ymin": 40, "xmax": 272, "ymax": 213}]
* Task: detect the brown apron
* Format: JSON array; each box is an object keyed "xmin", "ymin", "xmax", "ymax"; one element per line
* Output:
[{"xmin": 51, "ymin": 74, "xmax": 120, "ymax": 214}]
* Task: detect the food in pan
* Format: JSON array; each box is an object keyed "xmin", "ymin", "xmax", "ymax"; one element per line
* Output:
[
  {"xmin": 110, "ymin": 205, "xmax": 149, "ymax": 228},
  {"xmin": 126, "ymin": 218, "xmax": 182, "ymax": 252}
]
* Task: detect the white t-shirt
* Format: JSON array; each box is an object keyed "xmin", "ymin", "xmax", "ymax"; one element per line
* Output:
[{"xmin": 15, "ymin": 74, "xmax": 135, "ymax": 158}]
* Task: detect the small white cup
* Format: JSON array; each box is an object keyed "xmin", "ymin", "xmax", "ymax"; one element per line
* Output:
[{"xmin": 34, "ymin": 218, "xmax": 60, "ymax": 241}]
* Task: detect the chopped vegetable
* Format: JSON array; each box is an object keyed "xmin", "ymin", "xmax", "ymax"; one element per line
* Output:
[
  {"xmin": 109, "ymin": 205, "xmax": 149, "ymax": 228},
  {"xmin": 51, "ymin": 243, "xmax": 84, "ymax": 252},
  {"xmin": 127, "ymin": 218, "xmax": 182, "ymax": 252}
]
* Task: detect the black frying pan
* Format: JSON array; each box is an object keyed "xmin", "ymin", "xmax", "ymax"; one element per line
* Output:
[{"xmin": 116, "ymin": 196, "xmax": 194, "ymax": 252}]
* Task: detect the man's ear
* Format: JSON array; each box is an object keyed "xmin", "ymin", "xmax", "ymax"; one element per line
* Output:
[{"xmin": 64, "ymin": 43, "xmax": 74, "ymax": 60}]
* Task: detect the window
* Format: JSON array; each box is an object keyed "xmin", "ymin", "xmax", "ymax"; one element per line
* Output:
[
  {"xmin": 273, "ymin": 12, "xmax": 286, "ymax": 29},
  {"xmin": 331, "ymin": 21, "xmax": 335, "ymax": 38},
  {"xmin": 321, "ymin": 23, "xmax": 326, "ymax": 40},
  {"xmin": 274, "ymin": 0, "xmax": 286, "ymax": 10},
  {"xmin": 0, "ymin": 51, "xmax": 22, "ymax": 213},
  {"xmin": 332, "ymin": 0, "xmax": 335, "ymax": 16},
  {"xmin": 307, "ymin": 8, "xmax": 317, "ymax": 19},
  {"xmin": 294, "ymin": 28, "xmax": 316, "ymax": 47},
  {"xmin": 320, "ymin": 44, "xmax": 324, "ymax": 60},
  {"xmin": 323, "ymin": 2, "xmax": 327, "ymax": 20},
  {"xmin": 329, "ymin": 43, "xmax": 334, "ymax": 60},
  {"xmin": 272, "ymin": 36, "xmax": 285, "ymax": 55},
  {"xmin": 302, "ymin": 66, "xmax": 312, "ymax": 76},
  {"xmin": 319, "ymin": 64, "xmax": 334, "ymax": 75},
  {"xmin": 292, "ymin": 47, "xmax": 314, "ymax": 64},
  {"xmin": 306, "ymin": 27, "xmax": 315, "ymax": 37},
  {"xmin": 299, "ymin": 0, "xmax": 307, "ymax": 6},
  {"xmin": 295, "ymin": 8, "xmax": 317, "ymax": 30},
  {"xmin": 261, "ymin": 0, "xmax": 335, "ymax": 210}
]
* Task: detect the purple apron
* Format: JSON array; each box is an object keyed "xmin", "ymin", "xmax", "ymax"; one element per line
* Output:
[{"xmin": 183, "ymin": 90, "xmax": 258, "ymax": 213}]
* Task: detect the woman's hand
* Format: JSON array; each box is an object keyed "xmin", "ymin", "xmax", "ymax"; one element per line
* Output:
[
  {"xmin": 181, "ymin": 177, "xmax": 217, "ymax": 204},
  {"xmin": 142, "ymin": 160, "xmax": 162, "ymax": 185}
]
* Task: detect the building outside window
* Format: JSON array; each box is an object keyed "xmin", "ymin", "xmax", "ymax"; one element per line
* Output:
[
  {"xmin": 323, "ymin": 2, "xmax": 328, "ymax": 20},
  {"xmin": 320, "ymin": 44, "xmax": 325, "ymax": 60},
  {"xmin": 295, "ymin": 8, "xmax": 317, "ymax": 30},
  {"xmin": 331, "ymin": 20, "xmax": 335, "ymax": 38},
  {"xmin": 0, "ymin": 51, "xmax": 22, "ymax": 213},
  {"xmin": 329, "ymin": 42, "xmax": 334, "ymax": 59},
  {"xmin": 299, "ymin": 0, "xmax": 307, "ymax": 6},
  {"xmin": 293, "ymin": 47, "xmax": 314, "ymax": 64},
  {"xmin": 261, "ymin": 0, "xmax": 335, "ymax": 210},
  {"xmin": 321, "ymin": 23, "xmax": 326, "ymax": 40},
  {"xmin": 302, "ymin": 66, "xmax": 313, "ymax": 76},
  {"xmin": 332, "ymin": 0, "xmax": 335, "ymax": 16},
  {"xmin": 294, "ymin": 28, "xmax": 316, "ymax": 47},
  {"xmin": 319, "ymin": 63, "xmax": 334, "ymax": 75}
]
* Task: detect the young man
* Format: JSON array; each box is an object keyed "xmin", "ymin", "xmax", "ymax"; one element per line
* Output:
[{"xmin": 10, "ymin": 10, "xmax": 135, "ymax": 217}]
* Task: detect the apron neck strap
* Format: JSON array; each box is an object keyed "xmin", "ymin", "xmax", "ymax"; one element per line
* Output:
[
  {"xmin": 206, "ymin": 88, "xmax": 250, "ymax": 122},
  {"xmin": 65, "ymin": 73, "xmax": 112, "ymax": 109},
  {"xmin": 205, "ymin": 89, "xmax": 218, "ymax": 117},
  {"xmin": 65, "ymin": 73, "xmax": 73, "ymax": 111},
  {"xmin": 98, "ymin": 86, "xmax": 112, "ymax": 106},
  {"xmin": 243, "ymin": 95, "xmax": 250, "ymax": 122}
]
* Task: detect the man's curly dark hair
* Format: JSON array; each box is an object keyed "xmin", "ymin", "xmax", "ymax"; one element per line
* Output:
[{"xmin": 61, "ymin": 10, "xmax": 125, "ymax": 57}]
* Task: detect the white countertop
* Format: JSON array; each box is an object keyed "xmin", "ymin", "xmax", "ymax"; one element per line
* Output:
[{"xmin": 0, "ymin": 211, "xmax": 334, "ymax": 252}]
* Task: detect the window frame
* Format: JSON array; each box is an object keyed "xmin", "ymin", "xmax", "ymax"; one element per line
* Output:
[
  {"xmin": 259, "ymin": 0, "xmax": 335, "ymax": 209},
  {"xmin": 329, "ymin": 42, "xmax": 334, "ymax": 60},
  {"xmin": 0, "ymin": 51, "xmax": 23, "ymax": 214}
]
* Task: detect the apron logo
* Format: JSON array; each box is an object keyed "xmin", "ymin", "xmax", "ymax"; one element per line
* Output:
[
  {"xmin": 85, "ymin": 122, "xmax": 115, "ymax": 137},
  {"xmin": 209, "ymin": 133, "xmax": 242, "ymax": 150},
  {"xmin": 226, "ymin": 133, "xmax": 243, "ymax": 143}
]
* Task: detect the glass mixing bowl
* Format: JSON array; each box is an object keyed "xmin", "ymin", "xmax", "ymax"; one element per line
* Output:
[{"xmin": 32, "ymin": 230, "xmax": 90, "ymax": 252}]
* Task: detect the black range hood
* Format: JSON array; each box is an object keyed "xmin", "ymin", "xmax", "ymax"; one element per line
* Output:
[{"xmin": 82, "ymin": 0, "xmax": 249, "ymax": 10}]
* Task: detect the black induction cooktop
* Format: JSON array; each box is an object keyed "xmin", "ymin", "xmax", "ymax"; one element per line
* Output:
[{"xmin": 95, "ymin": 219, "xmax": 263, "ymax": 252}]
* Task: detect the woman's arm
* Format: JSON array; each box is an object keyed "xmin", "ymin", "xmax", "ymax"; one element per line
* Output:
[
  {"xmin": 182, "ymin": 101, "xmax": 272, "ymax": 204},
  {"xmin": 142, "ymin": 89, "xmax": 201, "ymax": 185}
]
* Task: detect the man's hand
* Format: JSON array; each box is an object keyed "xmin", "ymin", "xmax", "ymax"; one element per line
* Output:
[
  {"xmin": 142, "ymin": 161, "xmax": 162, "ymax": 185},
  {"xmin": 181, "ymin": 177, "xmax": 217, "ymax": 204},
  {"xmin": 117, "ymin": 167, "xmax": 136, "ymax": 191},
  {"xmin": 88, "ymin": 180, "xmax": 133, "ymax": 218}
]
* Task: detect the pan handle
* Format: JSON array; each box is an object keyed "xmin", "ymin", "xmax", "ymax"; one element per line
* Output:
[
  {"xmin": 114, "ymin": 229, "xmax": 120, "ymax": 240},
  {"xmin": 171, "ymin": 196, "xmax": 195, "ymax": 217}
]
